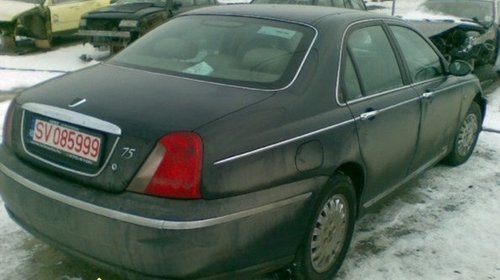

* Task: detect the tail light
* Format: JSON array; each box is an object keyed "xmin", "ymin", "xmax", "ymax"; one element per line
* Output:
[
  {"xmin": 2, "ymin": 101, "xmax": 15, "ymax": 147},
  {"xmin": 128, "ymin": 132, "xmax": 203, "ymax": 199}
]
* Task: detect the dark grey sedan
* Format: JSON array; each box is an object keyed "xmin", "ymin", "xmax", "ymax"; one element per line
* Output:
[{"xmin": 0, "ymin": 5, "xmax": 486, "ymax": 280}]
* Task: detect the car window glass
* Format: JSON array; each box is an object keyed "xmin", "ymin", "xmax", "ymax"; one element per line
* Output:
[
  {"xmin": 344, "ymin": 0, "xmax": 352, "ymax": 8},
  {"xmin": 350, "ymin": 0, "xmax": 365, "ymax": 10},
  {"xmin": 391, "ymin": 25, "xmax": 444, "ymax": 83},
  {"xmin": 341, "ymin": 53, "xmax": 363, "ymax": 102},
  {"xmin": 317, "ymin": 0, "xmax": 332, "ymax": 7},
  {"xmin": 347, "ymin": 25, "xmax": 403, "ymax": 96},
  {"xmin": 111, "ymin": 15, "xmax": 315, "ymax": 90},
  {"xmin": 332, "ymin": 0, "xmax": 344, "ymax": 7}
]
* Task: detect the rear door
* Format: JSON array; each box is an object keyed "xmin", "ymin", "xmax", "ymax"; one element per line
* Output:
[
  {"xmin": 387, "ymin": 24, "xmax": 464, "ymax": 172},
  {"xmin": 339, "ymin": 22, "xmax": 421, "ymax": 207}
]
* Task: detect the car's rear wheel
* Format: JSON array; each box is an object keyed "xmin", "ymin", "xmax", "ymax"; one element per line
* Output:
[
  {"xmin": 294, "ymin": 174, "xmax": 356, "ymax": 280},
  {"xmin": 444, "ymin": 102, "xmax": 481, "ymax": 166}
]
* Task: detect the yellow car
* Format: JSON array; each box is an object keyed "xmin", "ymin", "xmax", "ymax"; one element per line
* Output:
[{"xmin": 0, "ymin": 0, "xmax": 110, "ymax": 49}]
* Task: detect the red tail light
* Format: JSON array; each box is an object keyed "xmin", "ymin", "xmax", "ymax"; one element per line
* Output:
[
  {"xmin": 2, "ymin": 101, "xmax": 15, "ymax": 147},
  {"xmin": 128, "ymin": 132, "xmax": 203, "ymax": 199}
]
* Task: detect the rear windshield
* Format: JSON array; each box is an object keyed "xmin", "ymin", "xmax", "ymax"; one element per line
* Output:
[{"xmin": 110, "ymin": 15, "xmax": 316, "ymax": 89}]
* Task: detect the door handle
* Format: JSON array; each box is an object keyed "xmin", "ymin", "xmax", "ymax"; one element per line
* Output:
[
  {"xmin": 422, "ymin": 91, "xmax": 435, "ymax": 99},
  {"xmin": 360, "ymin": 110, "xmax": 379, "ymax": 121}
]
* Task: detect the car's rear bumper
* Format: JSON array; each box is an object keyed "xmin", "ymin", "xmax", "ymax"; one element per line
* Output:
[{"xmin": 0, "ymin": 145, "xmax": 323, "ymax": 279}]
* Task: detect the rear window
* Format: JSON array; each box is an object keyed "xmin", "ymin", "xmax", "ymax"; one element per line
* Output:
[{"xmin": 110, "ymin": 15, "xmax": 316, "ymax": 89}]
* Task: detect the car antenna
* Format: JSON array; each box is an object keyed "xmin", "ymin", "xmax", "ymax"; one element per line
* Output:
[{"xmin": 391, "ymin": 0, "xmax": 396, "ymax": 16}]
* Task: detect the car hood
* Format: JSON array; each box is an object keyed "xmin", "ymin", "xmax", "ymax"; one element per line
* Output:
[
  {"xmin": 84, "ymin": 2, "xmax": 163, "ymax": 18},
  {"xmin": 15, "ymin": 63, "xmax": 274, "ymax": 140},
  {"xmin": 0, "ymin": 1, "xmax": 38, "ymax": 22},
  {"xmin": 403, "ymin": 12, "xmax": 486, "ymax": 37}
]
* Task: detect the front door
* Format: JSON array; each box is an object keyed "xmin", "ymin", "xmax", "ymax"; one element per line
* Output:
[{"xmin": 388, "ymin": 24, "xmax": 464, "ymax": 172}]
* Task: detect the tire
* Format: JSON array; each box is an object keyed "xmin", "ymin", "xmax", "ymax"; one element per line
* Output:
[
  {"xmin": 444, "ymin": 102, "xmax": 482, "ymax": 166},
  {"xmin": 294, "ymin": 174, "xmax": 357, "ymax": 280}
]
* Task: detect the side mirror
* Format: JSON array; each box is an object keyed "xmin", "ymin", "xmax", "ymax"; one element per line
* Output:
[{"xmin": 448, "ymin": 60, "xmax": 472, "ymax": 76}]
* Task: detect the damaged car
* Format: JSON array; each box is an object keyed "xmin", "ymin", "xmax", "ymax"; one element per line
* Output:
[
  {"xmin": 402, "ymin": 0, "xmax": 500, "ymax": 82},
  {"xmin": 0, "ymin": 0, "xmax": 111, "ymax": 49},
  {"xmin": 0, "ymin": 5, "xmax": 486, "ymax": 279},
  {"xmin": 78, "ymin": 0, "xmax": 217, "ymax": 54}
]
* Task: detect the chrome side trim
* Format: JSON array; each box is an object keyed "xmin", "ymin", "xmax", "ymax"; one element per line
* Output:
[
  {"xmin": 0, "ymin": 162, "xmax": 311, "ymax": 230},
  {"xmin": 418, "ymin": 80, "xmax": 475, "ymax": 95},
  {"xmin": 214, "ymin": 118, "xmax": 356, "ymax": 165},
  {"xmin": 22, "ymin": 103, "xmax": 121, "ymax": 135},
  {"xmin": 335, "ymin": 18, "xmax": 390, "ymax": 106},
  {"xmin": 21, "ymin": 103, "xmax": 121, "ymax": 177}
]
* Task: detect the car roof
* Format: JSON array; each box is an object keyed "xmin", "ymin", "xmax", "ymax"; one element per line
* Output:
[{"xmin": 181, "ymin": 4, "xmax": 390, "ymax": 26}]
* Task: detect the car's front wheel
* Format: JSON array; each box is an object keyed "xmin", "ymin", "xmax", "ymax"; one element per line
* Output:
[
  {"xmin": 294, "ymin": 174, "xmax": 356, "ymax": 280},
  {"xmin": 444, "ymin": 102, "xmax": 482, "ymax": 166}
]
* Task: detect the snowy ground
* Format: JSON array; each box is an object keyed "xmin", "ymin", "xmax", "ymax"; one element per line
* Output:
[{"xmin": 1, "ymin": 1, "xmax": 500, "ymax": 280}]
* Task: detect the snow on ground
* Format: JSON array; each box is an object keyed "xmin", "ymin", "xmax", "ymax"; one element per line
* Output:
[
  {"xmin": 0, "ymin": 2, "xmax": 500, "ymax": 279},
  {"xmin": 0, "ymin": 43, "xmax": 102, "ymax": 92}
]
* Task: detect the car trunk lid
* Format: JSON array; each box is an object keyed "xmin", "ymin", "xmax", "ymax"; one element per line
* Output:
[{"xmin": 12, "ymin": 64, "xmax": 273, "ymax": 193}]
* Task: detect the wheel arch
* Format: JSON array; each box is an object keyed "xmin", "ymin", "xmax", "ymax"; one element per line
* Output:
[
  {"xmin": 474, "ymin": 92, "xmax": 487, "ymax": 123},
  {"xmin": 334, "ymin": 162, "xmax": 365, "ymax": 218}
]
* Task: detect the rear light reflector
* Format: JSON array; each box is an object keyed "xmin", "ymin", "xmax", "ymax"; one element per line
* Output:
[{"xmin": 128, "ymin": 132, "xmax": 203, "ymax": 199}]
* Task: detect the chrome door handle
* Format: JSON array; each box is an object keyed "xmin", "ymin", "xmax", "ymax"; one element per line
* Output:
[
  {"xmin": 360, "ymin": 110, "xmax": 379, "ymax": 121},
  {"xmin": 423, "ymin": 91, "xmax": 435, "ymax": 99}
]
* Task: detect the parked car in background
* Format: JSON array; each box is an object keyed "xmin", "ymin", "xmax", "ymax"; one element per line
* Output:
[
  {"xmin": 251, "ymin": 0, "xmax": 366, "ymax": 9},
  {"xmin": 402, "ymin": 0, "xmax": 500, "ymax": 83},
  {"xmin": 0, "ymin": 0, "xmax": 110, "ymax": 49},
  {"xmin": 0, "ymin": 4, "xmax": 486, "ymax": 280},
  {"xmin": 78, "ymin": 0, "xmax": 217, "ymax": 54}
]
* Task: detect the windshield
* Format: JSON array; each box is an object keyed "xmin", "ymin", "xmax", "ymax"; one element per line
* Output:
[
  {"xmin": 110, "ymin": 15, "xmax": 315, "ymax": 90},
  {"xmin": 420, "ymin": 1, "xmax": 495, "ymax": 25}
]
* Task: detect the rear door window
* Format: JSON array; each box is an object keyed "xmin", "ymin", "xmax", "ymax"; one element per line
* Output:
[
  {"xmin": 346, "ymin": 25, "xmax": 404, "ymax": 97},
  {"xmin": 348, "ymin": 0, "xmax": 366, "ymax": 10}
]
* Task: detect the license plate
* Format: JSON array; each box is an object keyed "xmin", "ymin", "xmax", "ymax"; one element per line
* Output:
[{"xmin": 31, "ymin": 118, "xmax": 102, "ymax": 164}]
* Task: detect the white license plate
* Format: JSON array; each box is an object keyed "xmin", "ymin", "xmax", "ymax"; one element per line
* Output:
[{"xmin": 32, "ymin": 119, "xmax": 102, "ymax": 163}]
